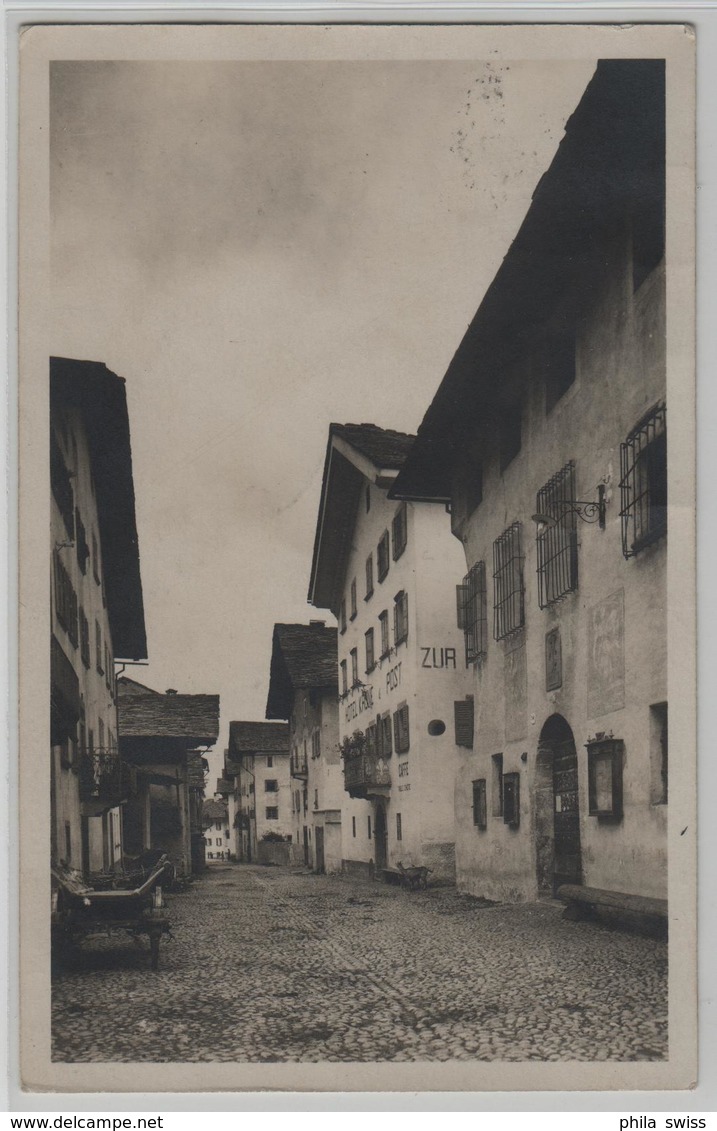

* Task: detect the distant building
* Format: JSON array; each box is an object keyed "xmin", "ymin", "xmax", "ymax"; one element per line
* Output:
[
  {"xmin": 226, "ymin": 721, "xmax": 291, "ymax": 863},
  {"xmin": 117, "ymin": 678, "xmax": 220, "ymax": 876},
  {"xmin": 202, "ymin": 798, "xmax": 231, "ymax": 862},
  {"xmin": 393, "ymin": 61, "xmax": 667, "ymax": 903},
  {"xmin": 308, "ymin": 423, "xmax": 472, "ymax": 881},
  {"xmin": 265, "ymin": 622, "xmax": 341, "ymax": 872},
  {"xmin": 50, "ymin": 357, "xmax": 147, "ymax": 877}
]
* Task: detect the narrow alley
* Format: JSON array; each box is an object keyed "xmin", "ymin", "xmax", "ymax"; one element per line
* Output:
[{"xmin": 52, "ymin": 865, "xmax": 667, "ymax": 1064}]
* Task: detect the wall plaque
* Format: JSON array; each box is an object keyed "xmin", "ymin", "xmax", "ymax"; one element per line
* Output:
[{"xmin": 545, "ymin": 627, "xmax": 562, "ymax": 691}]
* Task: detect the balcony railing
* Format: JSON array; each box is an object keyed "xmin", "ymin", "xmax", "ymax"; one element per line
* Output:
[
  {"xmin": 78, "ymin": 748, "xmax": 131, "ymax": 809},
  {"xmin": 343, "ymin": 752, "xmax": 391, "ymax": 799}
]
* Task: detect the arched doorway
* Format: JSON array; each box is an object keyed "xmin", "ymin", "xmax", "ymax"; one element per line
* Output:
[
  {"xmin": 374, "ymin": 803, "xmax": 388, "ymax": 871},
  {"xmin": 536, "ymin": 714, "xmax": 583, "ymax": 897}
]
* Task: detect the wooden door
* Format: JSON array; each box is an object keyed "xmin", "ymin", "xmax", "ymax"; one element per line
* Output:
[
  {"xmin": 315, "ymin": 826, "xmax": 325, "ymax": 874},
  {"xmin": 552, "ymin": 737, "xmax": 582, "ymax": 893}
]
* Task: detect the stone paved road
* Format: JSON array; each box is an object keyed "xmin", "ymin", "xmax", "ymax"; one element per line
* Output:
[{"xmin": 52, "ymin": 863, "xmax": 667, "ymax": 1062}]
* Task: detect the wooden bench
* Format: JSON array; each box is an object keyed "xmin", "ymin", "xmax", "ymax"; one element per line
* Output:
[{"xmin": 557, "ymin": 884, "xmax": 668, "ymax": 938}]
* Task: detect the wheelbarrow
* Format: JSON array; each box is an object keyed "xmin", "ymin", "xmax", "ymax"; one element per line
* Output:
[{"xmin": 51, "ymin": 854, "xmax": 172, "ymax": 970}]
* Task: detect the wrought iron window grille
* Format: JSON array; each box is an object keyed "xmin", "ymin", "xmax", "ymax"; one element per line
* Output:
[
  {"xmin": 534, "ymin": 461, "xmax": 581, "ymax": 609},
  {"xmin": 492, "ymin": 522, "xmax": 525, "ymax": 641},
  {"xmin": 619, "ymin": 402, "xmax": 667, "ymax": 558},
  {"xmin": 458, "ymin": 561, "xmax": 488, "ymax": 664}
]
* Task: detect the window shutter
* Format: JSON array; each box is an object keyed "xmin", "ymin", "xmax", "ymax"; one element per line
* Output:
[
  {"xmin": 456, "ymin": 583, "xmax": 469, "ymax": 630},
  {"xmin": 454, "ymin": 698, "xmax": 474, "ymax": 748}
]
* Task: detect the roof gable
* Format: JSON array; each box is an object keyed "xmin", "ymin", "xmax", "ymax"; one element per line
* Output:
[
  {"xmin": 117, "ymin": 679, "xmax": 220, "ymax": 743},
  {"xmin": 307, "ymin": 423, "xmax": 416, "ymax": 614},
  {"xmin": 265, "ymin": 622, "xmax": 338, "ymax": 719}
]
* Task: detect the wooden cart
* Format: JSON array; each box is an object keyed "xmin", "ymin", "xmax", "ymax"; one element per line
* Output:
[{"xmin": 51, "ymin": 856, "xmax": 172, "ymax": 970}]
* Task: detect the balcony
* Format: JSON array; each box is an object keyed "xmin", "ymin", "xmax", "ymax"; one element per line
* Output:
[
  {"xmin": 79, "ymin": 749, "xmax": 132, "ymax": 813},
  {"xmin": 343, "ymin": 753, "xmax": 391, "ymax": 800}
]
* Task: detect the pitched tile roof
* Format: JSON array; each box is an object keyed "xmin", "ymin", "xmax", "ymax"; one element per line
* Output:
[
  {"xmin": 215, "ymin": 777, "xmax": 233, "ymax": 795},
  {"xmin": 202, "ymin": 798, "xmax": 228, "ymax": 825},
  {"xmin": 331, "ymin": 423, "xmax": 415, "ymax": 471},
  {"xmin": 117, "ymin": 677, "xmax": 220, "ymax": 743},
  {"xmin": 229, "ymin": 720, "xmax": 289, "ymax": 755},
  {"xmin": 265, "ymin": 622, "xmax": 338, "ymax": 719},
  {"xmin": 186, "ymin": 751, "xmax": 208, "ymax": 789}
]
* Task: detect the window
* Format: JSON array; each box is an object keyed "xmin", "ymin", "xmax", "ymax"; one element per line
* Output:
[
  {"xmin": 367, "ymin": 816, "xmax": 372, "ymax": 840},
  {"xmin": 314, "ymin": 789, "xmax": 318, "ymax": 810},
  {"xmin": 264, "ymin": 779, "xmax": 278, "ymax": 792},
  {"xmin": 650, "ymin": 702, "xmax": 668, "ymax": 805},
  {"xmin": 535, "ymin": 461, "xmax": 579, "ymax": 608},
  {"xmin": 95, "ymin": 621, "xmax": 104, "ymax": 674},
  {"xmin": 396, "ymin": 813, "xmax": 403, "ymax": 841},
  {"xmin": 491, "ymin": 754, "xmax": 504, "ymax": 817},
  {"xmin": 472, "ymin": 780, "xmax": 487, "ymax": 829},
  {"xmin": 350, "ymin": 578, "xmax": 357, "ymax": 620},
  {"xmin": 619, "ymin": 402, "xmax": 667, "ymax": 557},
  {"xmin": 365, "ymin": 722, "xmax": 377, "ymax": 756},
  {"xmin": 79, "ymin": 608, "xmax": 90, "ymax": 669},
  {"xmin": 392, "ymin": 504, "xmax": 408, "ymax": 561},
  {"xmin": 267, "ymin": 755, "xmax": 273, "ymax": 768},
  {"xmin": 350, "ymin": 647, "xmax": 359, "ymax": 687},
  {"xmin": 75, "ymin": 510, "xmax": 89, "ymax": 575},
  {"xmin": 266, "ymin": 807, "xmax": 279, "ymax": 820},
  {"xmin": 457, "ymin": 561, "xmax": 487, "ymax": 664},
  {"xmin": 92, "ymin": 530, "xmax": 101, "ymax": 584},
  {"xmin": 365, "ymin": 627, "xmax": 375, "ymax": 673},
  {"xmin": 502, "ymin": 772, "xmax": 520, "ymax": 827},
  {"xmin": 64, "ymin": 821, "xmax": 72, "ymax": 864},
  {"xmin": 312, "ymin": 730, "xmax": 321, "ymax": 760},
  {"xmin": 493, "ymin": 523, "xmax": 525, "ymax": 640},
  {"xmin": 51, "ymin": 431, "xmax": 74, "ymax": 539},
  {"xmin": 454, "ymin": 697, "xmax": 474, "ymax": 749},
  {"xmin": 215, "ymin": 821, "xmax": 221, "ymax": 830},
  {"xmin": 352, "ymin": 815, "xmax": 356, "ymax": 837},
  {"xmin": 500, "ymin": 403, "xmax": 522, "ymax": 471},
  {"xmin": 393, "ymin": 704, "xmax": 410, "ymax": 754},
  {"xmin": 377, "ymin": 530, "xmax": 390, "ymax": 582},
  {"xmin": 544, "ymin": 329, "xmax": 576, "ymax": 413},
  {"xmin": 340, "ymin": 597, "xmax": 347, "ymax": 634},
  {"xmin": 105, "ymin": 643, "xmax": 112, "ymax": 690},
  {"xmin": 378, "ymin": 712, "xmax": 393, "ymax": 757},
  {"xmin": 365, "ymin": 554, "xmax": 374, "ymax": 600},
  {"xmin": 393, "ymin": 590, "xmax": 409, "ymax": 646},
  {"xmin": 53, "ymin": 551, "xmax": 78, "ymax": 647},
  {"xmin": 98, "ymin": 718, "xmax": 104, "ymax": 750},
  {"xmin": 379, "ymin": 611, "xmax": 390, "ymax": 658},
  {"xmin": 340, "ymin": 659, "xmax": 348, "ymax": 695},
  {"xmin": 207, "ymin": 852, "xmax": 214, "ymax": 860}
]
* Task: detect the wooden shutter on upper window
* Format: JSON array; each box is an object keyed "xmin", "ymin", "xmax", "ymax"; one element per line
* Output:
[
  {"xmin": 454, "ymin": 698, "xmax": 474, "ymax": 748},
  {"xmin": 456, "ymin": 583, "xmax": 469, "ymax": 630}
]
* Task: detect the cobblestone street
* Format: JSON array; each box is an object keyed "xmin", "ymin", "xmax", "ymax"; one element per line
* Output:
[{"xmin": 52, "ymin": 864, "xmax": 667, "ymax": 1063}]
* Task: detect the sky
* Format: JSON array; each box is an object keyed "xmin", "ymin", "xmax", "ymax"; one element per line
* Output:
[{"xmin": 50, "ymin": 55, "xmax": 596, "ymax": 787}]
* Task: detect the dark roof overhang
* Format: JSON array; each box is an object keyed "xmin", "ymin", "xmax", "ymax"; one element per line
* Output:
[
  {"xmin": 391, "ymin": 59, "xmax": 665, "ymax": 502},
  {"xmin": 50, "ymin": 357, "xmax": 147, "ymax": 659}
]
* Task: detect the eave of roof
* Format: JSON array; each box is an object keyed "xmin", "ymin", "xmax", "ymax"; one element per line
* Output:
[
  {"xmin": 117, "ymin": 679, "xmax": 220, "ymax": 743},
  {"xmin": 265, "ymin": 622, "xmax": 338, "ymax": 720},
  {"xmin": 308, "ymin": 424, "xmax": 416, "ymax": 613},
  {"xmin": 391, "ymin": 60, "xmax": 665, "ymax": 502},
  {"xmin": 228, "ymin": 720, "xmax": 289, "ymax": 756},
  {"xmin": 50, "ymin": 357, "xmax": 147, "ymax": 660}
]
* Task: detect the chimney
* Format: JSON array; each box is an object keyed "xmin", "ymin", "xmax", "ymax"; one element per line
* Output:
[
  {"xmin": 310, "ymin": 620, "xmax": 326, "ymax": 627},
  {"xmin": 165, "ymin": 688, "xmax": 178, "ymax": 696}
]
